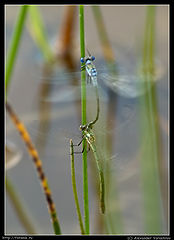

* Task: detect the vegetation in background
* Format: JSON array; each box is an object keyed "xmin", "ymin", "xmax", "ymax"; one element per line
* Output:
[
  {"xmin": 139, "ymin": 5, "xmax": 163, "ymax": 233},
  {"xmin": 28, "ymin": 6, "xmax": 54, "ymax": 63},
  {"xmin": 5, "ymin": 5, "xmax": 166, "ymax": 235},
  {"xmin": 92, "ymin": 5, "xmax": 123, "ymax": 234},
  {"xmin": 6, "ymin": 177, "xmax": 36, "ymax": 234},
  {"xmin": 5, "ymin": 5, "xmax": 28, "ymax": 93},
  {"xmin": 5, "ymin": 5, "xmax": 61, "ymax": 235}
]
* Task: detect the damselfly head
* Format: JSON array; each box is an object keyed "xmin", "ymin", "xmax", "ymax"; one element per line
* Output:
[{"xmin": 81, "ymin": 55, "xmax": 95, "ymax": 63}]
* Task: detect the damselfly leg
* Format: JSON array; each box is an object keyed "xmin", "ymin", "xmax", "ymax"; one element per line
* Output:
[
  {"xmin": 72, "ymin": 122, "xmax": 105, "ymax": 214},
  {"xmin": 72, "ymin": 134, "xmax": 91, "ymax": 154}
]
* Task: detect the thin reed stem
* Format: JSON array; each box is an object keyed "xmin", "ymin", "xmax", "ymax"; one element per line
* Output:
[
  {"xmin": 79, "ymin": 5, "xmax": 89, "ymax": 234},
  {"xmin": 70, "ymin": 139, "xmax": 85, "ymax": 234},
  {"xmin": 6, "ymin": 102, "xmax": 61, "ymax": 235},
  {"xmin": 140, "ymin": 6, "xmax": 163, "ymax": 233},
  {"xmin": 5, "ymin": 5, "xmax": 28, "ymax": 93},
  {"xmin": 28, "ymin": 6, "xmax": 54, "ymax": 63}
]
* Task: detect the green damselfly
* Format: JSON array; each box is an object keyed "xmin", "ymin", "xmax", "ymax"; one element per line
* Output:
[{"xmin": 73, "ymin": 122, "xmax": 105, "ymax": 214}]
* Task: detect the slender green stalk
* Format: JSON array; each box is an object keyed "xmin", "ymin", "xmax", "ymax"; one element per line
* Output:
[
  {"xmin": 28, "ymin": 6, "xmax": 54, "ymax": 63},
  {"xmin": 139, "ymin": 6, "xmax": 163, "ymax": 233},
  {"xmin": 70, "ymin": 139, "xmax": 85, "ymax": 234},
  {"xmin": 5, "ymin": 5, "xmax": 60, "ymax": 235},
  {"xmin": 5, "ymin": 5, "xmax": 28, "ymax": 93},
  {"xmin": 79, "ymin": 5, "xmax": 89, "ymax": 234},
  {"xmin": 6, "ymin": 177, "xmax": 36, "ymax": 234},
  {"xmin": 5, "ymin": 6, "xmax": 36, "ymax": 234},
  {"xmin": 142, "ymin": 6, "xmax": 155, "ymax": 75}
]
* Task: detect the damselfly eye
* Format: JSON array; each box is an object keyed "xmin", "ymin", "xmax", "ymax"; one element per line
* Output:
[
  {"xmin": 91, "ymin": 56, "xmax": 95, "ymax": 61},
  {"xmin": 80, "ymin": 58, "xmax": 85, "ymax": 63}
]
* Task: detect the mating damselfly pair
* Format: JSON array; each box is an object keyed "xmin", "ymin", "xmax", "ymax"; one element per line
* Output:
[
  {"xmin": 7, "ymin": 50, "xmax": 163, "ymax": 215},
  {"xmin": 27, "ymin": 50, "xmax": 163, "ymax": 214}
]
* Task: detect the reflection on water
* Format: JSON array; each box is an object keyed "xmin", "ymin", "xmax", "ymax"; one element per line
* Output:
[{"xmin": 6, "ymin": 141, "xmax": 22, "ymax": 170}]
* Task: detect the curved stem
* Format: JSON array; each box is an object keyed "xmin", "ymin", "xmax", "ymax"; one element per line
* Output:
[{"xmin": 6, "ymin": 102, "xmax": 61, "ymax": 235}]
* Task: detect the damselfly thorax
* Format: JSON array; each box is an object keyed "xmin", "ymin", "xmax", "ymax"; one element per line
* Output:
[{"xmin": 83, "ymin": 130, "xmax": 95, "ymax": 144}]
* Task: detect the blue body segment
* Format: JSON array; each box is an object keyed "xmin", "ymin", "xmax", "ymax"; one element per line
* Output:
[{"xmin": 80, "ymin": 55, "xmax": 98, "ymax": 86}]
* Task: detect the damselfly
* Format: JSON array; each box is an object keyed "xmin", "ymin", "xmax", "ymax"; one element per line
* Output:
[
  {"xmin": 80, "ymin": 50, "xmax": 99, "ymax": 126},
  {"xmin": 73, "ymin": 122, "xmax": 105, "ymax": 214},
  {"xmin": 80, "ymin": 50, "xmax": 98, "ymax": 87},
  {"xmin": 34, "ymin": 55, "xmax": 163, "ymax": 102}
]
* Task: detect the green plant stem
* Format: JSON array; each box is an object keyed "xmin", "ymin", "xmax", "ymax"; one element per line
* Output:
[
  {"xmin": 79, "ymin": 5, "xmax": 89, "ymax": 234},
  {"xmin": 70, "ymin": 139, "xmax": 85, "ymax": 234},
  {"xmin": 5, "ymin": 5, "xmax": 28, "ymax": 93},
  {"xmin": 5, "ymin": 7, "xmax": 36, "ymax": 233},
  {"xmin": 6, "ymin": 177, "xmax": 36, "ymax": 234},
  {"xmin": 28, "ymin": 6, "xmax": 54, "ymax": 63},
  {"xmin": 140, "ymin": 6, "xmax": 162, "ymax": 233}
]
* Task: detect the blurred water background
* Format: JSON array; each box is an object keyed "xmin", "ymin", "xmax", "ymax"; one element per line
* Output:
[{"xmin": 5, "ymin": 5, "xmax": 169, "ymax": 235}]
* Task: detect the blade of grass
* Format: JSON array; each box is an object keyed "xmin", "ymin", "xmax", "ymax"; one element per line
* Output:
[
  {"xmin": 79, "ymin": 5, "xmax": 89, "ymax": 234},
  {"xmin": 5, "ymin": 6, "xmax": 37, "ymax": 234},
  {"xmin": 5, "ymin": 5, "xmax": 60, "ymax": 235},
  {"xmin": 6, "ymin": 177, "xmax": 36, "ymax": 234},
  {"xmin": 5, "ymin": 5, "xmax": 28, "ymax": 93},
  {"xmin": 28, "ymin": 5, "xmax": 54, "ymax": 63},
  {"xmin": 6, "ymin": 102, "xmax": 61, "ymax": 235},
  {"xmin": 70, "ymin": 139, "xmax": 85, "ymax": 234},
  {"xmin": 139, "ymin": 5, "xmax": 163, "ymax": 233},
  {"xmin": 147, "ymin": 6, "xmax": 168, "ymax": 225}
]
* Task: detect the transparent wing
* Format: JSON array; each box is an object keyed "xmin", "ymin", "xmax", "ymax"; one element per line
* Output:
[
  {"xmin": 99, "ymin": 71, "xmax": 162, "ymax": 98},
  {"xmin": 73, "ymin": 150, "xmax": 139, "ymax": 183},
  {"xmin": 32, "ymin": 70, "xmax": 101, "ymax": 103},
  {"xmin": 26, "ymin": 103, "xmax": 135, "ymax": 146},
  {"xmin": 32, "ymin": 63, "xmax": 163, "ymax": 102},
  {"xmin": 6, "ymin": 103, "xmax": 137, "ymax": 180}
]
